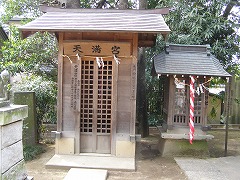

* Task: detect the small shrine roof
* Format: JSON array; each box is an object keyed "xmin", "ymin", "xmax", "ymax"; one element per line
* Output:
[
  {"xmin": 19, "ymin": 8, "xmax": 170, "ymax": 39},
  {"xmin": 0, "ymin": 26, "xmax": 8, "ymax": 42},
  {"xmin": 154, "ymin": 44, "xmax": 231, "ymax": 77}
]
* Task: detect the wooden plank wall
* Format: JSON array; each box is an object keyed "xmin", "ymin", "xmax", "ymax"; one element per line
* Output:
[
  {"xmin": 62, "ymin": 58, "xmax": 77, "ymax": 131},
  {"xmin": 116, "ymin": 58, "xmax": 132, "ymax": 134}
]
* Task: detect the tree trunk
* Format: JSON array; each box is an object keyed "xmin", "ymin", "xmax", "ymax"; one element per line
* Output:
[
  {"xmin": 96, "ymin": 0, "xmax": 107, "ymax": 8},
  {"xmin": 65, "ymin": 0, "xmax": 80, "ymax": 8},
  {"xmin": 136, "ymin": 0, "xmax": 148, "ymax": 137},
  {"xmin": 223, "ymin": 0, "xmax": 238, "ymax": 18},
  {"xmin": 137, "ymin": 48, "xmax": 149, "ymax": 137},
  {"xmin": 118, "ymin": 0, "xmax": 128, "ymax": 9},
  {"xmin": 139, "ymin": 0, "xmax": 147, "ymax": 9}
]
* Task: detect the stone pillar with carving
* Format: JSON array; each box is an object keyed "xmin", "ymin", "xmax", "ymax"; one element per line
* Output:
[{"xmin": 0, "ymin": 70, "xmax": 29, "ymax": 179}]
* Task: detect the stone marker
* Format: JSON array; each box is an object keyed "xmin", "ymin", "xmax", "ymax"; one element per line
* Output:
[{"xmin": 14, "ymin": 91, "xmax": 37, "ymax": 145}]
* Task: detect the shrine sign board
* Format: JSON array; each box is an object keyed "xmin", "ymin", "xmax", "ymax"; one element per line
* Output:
[
  {"xmin": 70, "ymin": 62, "xmax": 81, "ymax": 112},
  {"xmin": 63, "ymin": 41, "xmax": 131, "ymax": 56}
]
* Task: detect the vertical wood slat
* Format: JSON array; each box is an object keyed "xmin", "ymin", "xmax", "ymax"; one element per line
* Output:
[
  {"xmin": 200, "ymin": 91, "xmax": 206, "ymax": 126},
  {"xmin": 111, "ymin": 57, "xmax": 118, "ymax": 155},
  {"xmin": 75, "ymin": 57, "xmax": 81, "ymax": 154},
  {"xmin": 130, "ymin": 33, "xmax": 138, "ymax": 135},
  {"xmin": 202, "ymin": 77, "xmax": 210, "ymax": 126},
  {"xmin": 57, "ymin": 32, "xmax": 64, "ymax": 132},
  {"xmin": 167, "ymin": 76, "xmax": 175, "ymax": 129},
  {"xmin": 92, "ymin": 59, "xmax": 98, "ymax": 151}
]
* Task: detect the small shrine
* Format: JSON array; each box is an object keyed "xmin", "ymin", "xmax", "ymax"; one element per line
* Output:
[
  {"xmin": 19, "ymin": 8, "xmax": 170, "ymax": 169},
  {"xmin": 153, "ymin": 44, "xmax": 231, "ymax": 156}
]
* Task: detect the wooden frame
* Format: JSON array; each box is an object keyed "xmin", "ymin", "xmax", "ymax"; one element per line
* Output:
[
  {"xmin": 164, "ymin": 76, "xmax": 209, "ymax": 130},
  {"xmin": 57, "ymin": 32, "xmax": 64, "ymax": 132}
]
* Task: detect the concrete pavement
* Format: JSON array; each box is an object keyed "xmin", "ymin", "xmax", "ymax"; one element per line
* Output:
[{"xmin": 175, "ymin": 156, "xmax": 240, "ymax": 180}]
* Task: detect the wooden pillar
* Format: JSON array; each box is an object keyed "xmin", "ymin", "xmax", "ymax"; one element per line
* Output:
[
  {"xmin": 167, "ymin": 76, "xmax": 175, "ymax": 129},
  {"xmin": 74, "ymin": 58, "xmax": 81, "ymax": 154},
  {"xmin": 57, "ymin": 32, "xmax": 64, "ymax": 132},
  {"xmin": 201, "ymin": 77, "xmax": 210, "ymax": 127},
  {"xmin": 111, "ymin": 57, "xmax": 118, "ymax": 155},
  {"xmin": 131, "ymin": 33, "xmax": 138, "ymax": 136}
]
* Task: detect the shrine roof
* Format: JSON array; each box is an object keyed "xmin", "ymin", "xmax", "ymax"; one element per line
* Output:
[
  {"xmin": 0, "ymin": 26, "xmax": 8, "ymax": 42},
  {"xmin": 154, "ymin": 44, "xmax": 231, "ymax": 77},
  {"xmin": 19, "ymin": 8, "xmax": 170, "ymax": 38}
]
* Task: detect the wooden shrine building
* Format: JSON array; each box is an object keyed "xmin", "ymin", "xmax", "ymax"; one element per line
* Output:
[
  {"xmin": 153, "ymin": 44, "xmax": 231, "ymax": 155},
  {"xmin": 19, "ymin": 8, "xmax": 170, "ymax": 162}
]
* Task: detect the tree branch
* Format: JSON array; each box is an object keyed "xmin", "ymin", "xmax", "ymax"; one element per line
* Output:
[
  {"xmin": 223, "ymin": 0, "xmax": 238, "ymax": 18},
  {"xmin": 96, "ymin": 0, "xmax": 107, "ymax": 8}
]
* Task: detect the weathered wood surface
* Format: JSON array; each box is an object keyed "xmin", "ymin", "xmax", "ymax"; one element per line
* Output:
[
  {"xmin": 40, "ymin": 6, "xmax": 170, "ymax": 15},
  {"xmin": 19, "ymin": 10, "xmax": 170, "ymax": 45},
  {"xmin": 64, "ymin": 32, "xmax": 134, "ymax": 41},
  {"xmin": 63, "ymin": 41, "xmax": 131, "ymax": 57},
  {"xmin": 164, "ymin": 76, "xmax": 210, "ymax": 129},
  {"xmin": 57, "ymin": 32, "xmax": 64, "ymax": 132}
]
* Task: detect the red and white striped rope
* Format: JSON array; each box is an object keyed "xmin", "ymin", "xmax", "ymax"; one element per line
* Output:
[{"xmin": 189, "ymin": 76, "xmax": 195, "ymax": 144}]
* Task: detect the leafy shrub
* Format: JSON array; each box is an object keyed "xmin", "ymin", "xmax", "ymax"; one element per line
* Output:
[
  {"xmin": 148, "ymin": 113, "xmax": 164, "ymax": 126},
  {"xmin": 23, "ymin": 144, "xmax": 46, "ymax": 161},
  {"xmin": 11, "ymin": 74, "xmax": 57, "ymax": 127}
]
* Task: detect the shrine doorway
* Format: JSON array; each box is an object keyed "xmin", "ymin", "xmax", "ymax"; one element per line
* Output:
[
  {"xmin": 80, "ymin": 59, "xmax": 113, "ymax": 154},
  {"xmin": 173, "ymin": 78, "xmax": 204, "ymax": 127}
]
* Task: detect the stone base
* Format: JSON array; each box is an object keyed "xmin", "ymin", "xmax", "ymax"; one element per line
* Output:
[
  {"xmin": 116, "ymin": 141, "xmax": 135, "ymax": 158},
  {"xmin": 0, "ymin": 104, "xmax": 28, "ymax": 179},
  {"xmin": 2, "ymin": 160, "xmax": 27, "ymax": 180},
  {"xmin": 26, "ymin": 176, "xmax": 34, "ymax": 180},
  {"xmin": 0, "ymin": 104, "xmax": 28, "ymax": 125},
  {"xmin": 46, "ymin": 154, "xmax": 135, "ymax": 170},
  {"xmin": 0, "ymin": 101, "xmax": 10, "ymax": 108},
  {"xmin": 55, "ymin": 138, "xmax": 75, "ymax": 155},
  {"xmin": 158, "ymin": 138, "xmax": 210, "ymax": 157}
]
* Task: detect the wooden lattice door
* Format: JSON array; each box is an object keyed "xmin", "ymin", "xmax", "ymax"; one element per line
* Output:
[
  {"xmin": 173, "ymin": 79, "xmax": 188, "ymax": 125},
  {"xmin": 80, "ymin": 59, "xmax": 112, "ymax": 153}
]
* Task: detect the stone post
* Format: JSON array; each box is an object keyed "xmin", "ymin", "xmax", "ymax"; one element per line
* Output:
[
  {"xmin": 14, "ymin": 92, "xmax": 37, "ymax": 145},
  {"xmin": 0, "ymin": 104, "xmax": 28, "ymax": 179},
  {"xmin": 0, "ymin": 69, "xmax": 29, "ymax": 179}
]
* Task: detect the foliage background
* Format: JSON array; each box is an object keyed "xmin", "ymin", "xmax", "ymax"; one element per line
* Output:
[{"xmin": 11, "ymin": 75, "xmax": 57, "ymax": 125}]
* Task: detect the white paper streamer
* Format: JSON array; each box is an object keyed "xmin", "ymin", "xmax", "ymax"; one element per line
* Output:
[
  {"xmin": 96, "ymin": 57, "xmax": 101, "ymax": 68},
  {"xmin": 196, "ymin": 87, "xmax": 200, "ymax": 95},
  {"xmin": 96, "ymin": 57, "xmax": 105, "ymax": 68},
  {"xmin": 114, "ymin": 55, "xmax": 121, "ymax": 65},
  {"xmin": 100, "ymin": 57, "xmax": 104, "ymax": 67},
  {"xmin": 76, "ymin": 53, "xmax": 81, "ymax": 61},
  {"xmin": 201, "ymin": 84, "xmax": 209, "ymax": 92},
  {"xmin": 199, "ymin": 84, "xmax": 204, "ymax": 93}
]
